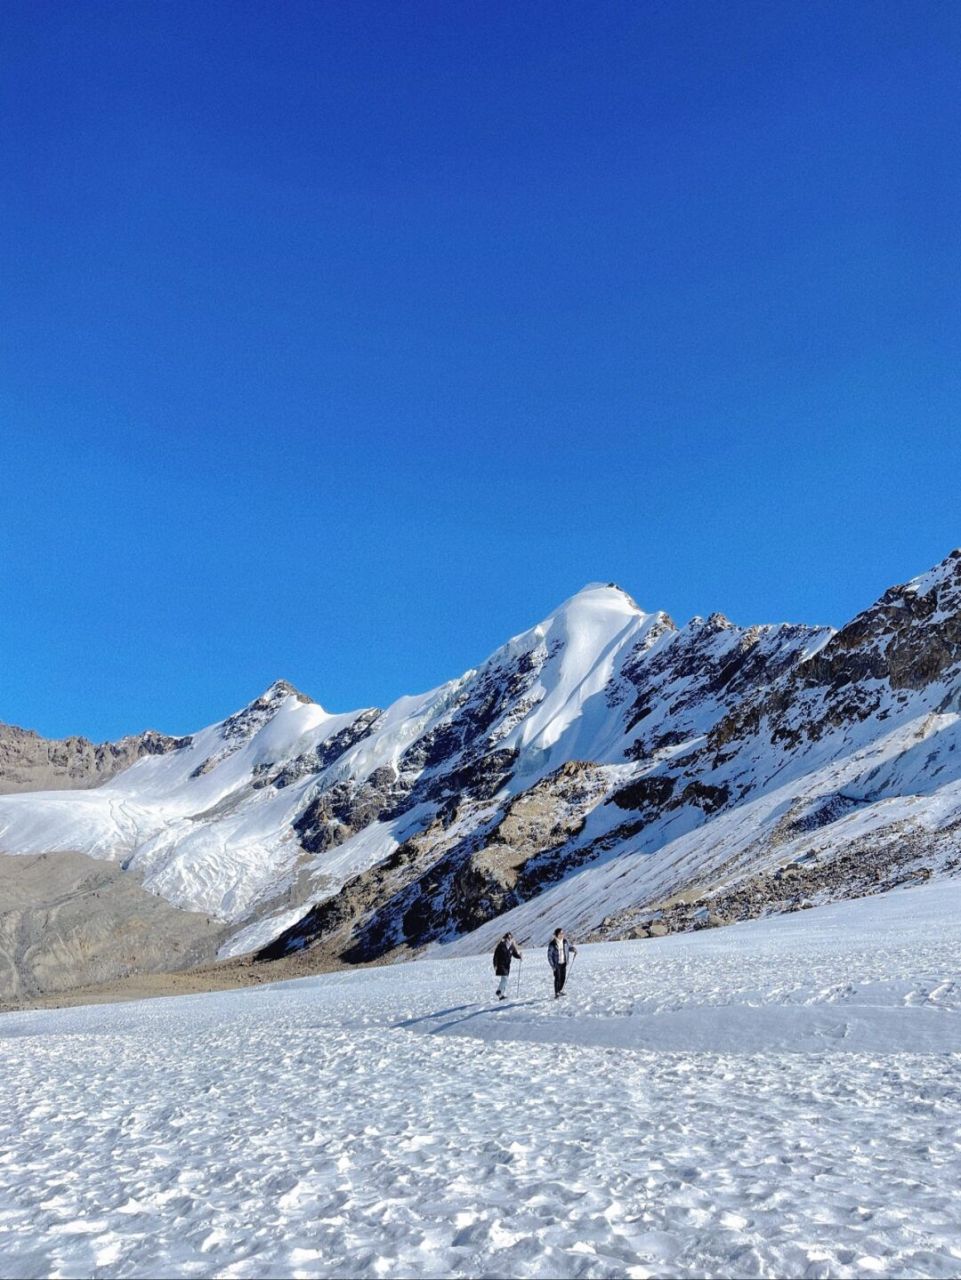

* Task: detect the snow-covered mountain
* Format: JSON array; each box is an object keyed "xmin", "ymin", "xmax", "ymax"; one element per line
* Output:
[{"xmin": 2, "ymin": 550, "xmax": 960, "ymax": 992}]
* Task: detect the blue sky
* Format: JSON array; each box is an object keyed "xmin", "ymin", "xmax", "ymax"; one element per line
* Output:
[{"xmin": 1, "ymin": 0, "xmax": 959, "ymax": 740}]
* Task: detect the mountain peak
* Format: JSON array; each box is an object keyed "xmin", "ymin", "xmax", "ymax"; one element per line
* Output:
[
  {"xmin": 256, "ymin": 680, "xmax": 315, "ymax": 707},
  {"xmin": 552, "ymin": 582, "xmax": 646, "ymax": 621},
  {"xmin": 577, "ymin": 580, "xmax": 639, "ymax": 601},
  {"xmin": 903, "ymin": 548, "xmax": 961, "ymax": 599},
  {"xmin": 216, "ymin": 681, "xmax": 318, "ymax": 749}
]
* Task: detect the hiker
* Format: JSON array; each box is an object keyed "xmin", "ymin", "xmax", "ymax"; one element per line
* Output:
[
  {"xmin": 493, "ymin": 931, "xmax": 522, "ymax": 1000},
  {"xmin": 547, "ymin": 928, "xmax": 577, "ymax": 998}
]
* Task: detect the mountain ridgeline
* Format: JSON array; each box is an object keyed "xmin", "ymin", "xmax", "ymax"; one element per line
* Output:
[{"xmin": 1, "ymin": 551, "xmax": 960, "ymax": 996}]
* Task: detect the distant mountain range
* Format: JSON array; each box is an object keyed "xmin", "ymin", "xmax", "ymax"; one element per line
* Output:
[{"xmin": 2, "ymin": 549, "xmax": 960, "ymax": 999}]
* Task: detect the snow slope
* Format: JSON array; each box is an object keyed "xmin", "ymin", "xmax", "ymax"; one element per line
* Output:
[
  {"xmin": 0, "ymin": 683, "xmax": 368, "ymax": 921},
  {"xmin": 442, "ymin": 706, "xmax": 961, "ymax": 954},
  {"xmin": 1, "ymin": 883, "xmax": 959, "ymax": 1279}
]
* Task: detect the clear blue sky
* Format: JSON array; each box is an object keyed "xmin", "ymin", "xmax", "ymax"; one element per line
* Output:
[{"xmin": 1, "ymin": 0, "xmax": 958, "ymax": 740}]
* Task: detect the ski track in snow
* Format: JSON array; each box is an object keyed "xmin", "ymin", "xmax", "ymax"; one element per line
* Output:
[{"xmin": 2, "ymin": 885, "xmax": 961, "ymax": 1280}]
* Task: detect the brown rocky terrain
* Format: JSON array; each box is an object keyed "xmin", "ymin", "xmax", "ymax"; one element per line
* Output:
[
  {"xmin": 0, "ymin": 851, "xmax": 224, "ymax": 1003},
  {"xmin": 257, "ymin": 759, "xmax": 610, "ymax": 964},
  {"xmin": 0, "ymin": 722, "xmax": 188, "ymax": 794}
]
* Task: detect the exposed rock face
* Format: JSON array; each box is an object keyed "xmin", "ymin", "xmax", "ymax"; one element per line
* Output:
[
  {"xmin": 294, "ymin": 764, "xmax": 407, "ymax": 854},
  {"xmin": 190, "ymin": 681, "xmax": 311, "ymax": 778},
  {"xmin": 259, "ymin": 760, "xmax": 608, "ymax": 963},
  {"xmin": 805, "ymin": 550, "xmax": 961, "ymax": 693},
  {"xmin": 0, "ymin": 723, "xmax": 190, "ymax": 795},
  {"xmin": 266, "ymin": 708, "xmax": 382, "ymax": 790},
  {"xmin": 287, "ymin": 641, "xmax": 551, "ymax": 858},
  {"xmin": 357, "ymin": 759, "xmax": 606, "ymax": 953},
  {"xmin": 620, "ymin": 612, "xmax": 824, "ymax": 752}
]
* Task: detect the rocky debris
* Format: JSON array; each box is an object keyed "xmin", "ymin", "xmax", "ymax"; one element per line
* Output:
[
  {"xmin": 0, "ymin": 723, "xmax": 190, "ymax": 795},
  {"xmin": 775, "ymin": 792, "xmax": 862, "ymax": 836},
  {"xmin": 593, "ymin": 821, "xmax": 961, "ymax": 943}
]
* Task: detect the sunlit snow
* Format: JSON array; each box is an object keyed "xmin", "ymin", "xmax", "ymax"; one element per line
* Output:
[{"xmin": 2, "ymin": 883, "xmax": 959, "ymax": 1279}]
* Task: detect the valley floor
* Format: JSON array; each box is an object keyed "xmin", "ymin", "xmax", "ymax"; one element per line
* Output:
[{"xmin": 1, "ymin": 884, "xmax": 960, "ymax": 1279}]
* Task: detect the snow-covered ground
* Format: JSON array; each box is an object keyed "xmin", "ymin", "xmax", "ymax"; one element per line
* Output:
[{"xmin": 2, "ymin": 884, "xmax": 960, "ymax": 1279}]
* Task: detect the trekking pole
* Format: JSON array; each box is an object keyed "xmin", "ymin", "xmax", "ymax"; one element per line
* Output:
[{"xmin": 517, "ymin": 956, "xmax": 522, "ymax": 997}]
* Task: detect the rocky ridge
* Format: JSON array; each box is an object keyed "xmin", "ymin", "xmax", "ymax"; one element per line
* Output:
[{"xmin": 0, "ymin": 723, "xmax": 190, "ymax": 795}]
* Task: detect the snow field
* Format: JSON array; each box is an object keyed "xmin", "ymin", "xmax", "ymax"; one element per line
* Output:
[{"xmin": 1, "ymin": 883, "xmax": 960, "ymax": 1279}]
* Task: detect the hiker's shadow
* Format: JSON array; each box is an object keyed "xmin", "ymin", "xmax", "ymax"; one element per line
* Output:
[
  {"xmin": 395, "ymin": 999, "xmax": 539, "ymax": 1034},
  {"xmin": 395, "ymin": 1003, "xmax": 476, "ymax": 1028}
]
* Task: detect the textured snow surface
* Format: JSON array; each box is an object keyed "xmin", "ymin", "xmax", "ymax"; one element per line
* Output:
[{"xmin": 2, "ymin": 884, "xmax": 960, "ymax": 1280}]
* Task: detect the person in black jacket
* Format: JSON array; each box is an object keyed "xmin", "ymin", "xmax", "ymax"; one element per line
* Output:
[
  {"xmin": 493, "ymin": 932, "xmax": 522, "ymax": 1000},
  {"xmin": 547, "ymin": 928, "xmax": 577, "ymax": 998}
]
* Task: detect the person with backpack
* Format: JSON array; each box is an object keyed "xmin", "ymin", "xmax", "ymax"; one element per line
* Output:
[
  {"xmin": 493, "ymin": 931, "xmax": 522, "ymax": 1000},
  {"xmin": 547, "ymin": 928, "xmax": 577, "ymax": 998}
]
